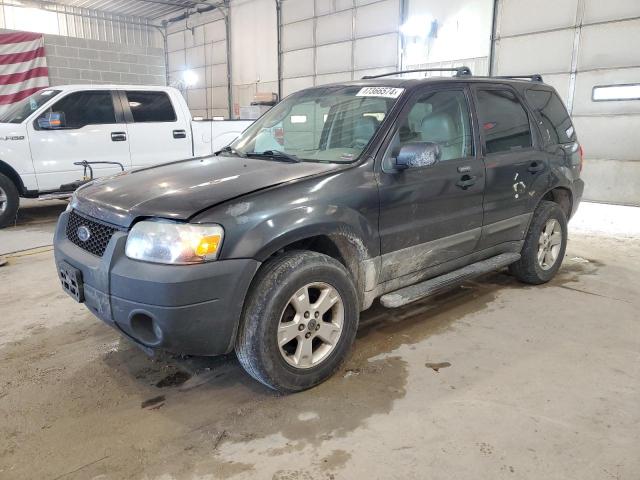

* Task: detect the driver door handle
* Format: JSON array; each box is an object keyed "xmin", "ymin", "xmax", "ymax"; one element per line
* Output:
[
  {"xmin": 456, "ymin": 174, "xmax": 476, "ymax": 189},
  {"xmin": 173, "ymin": 129, "xmax": 187, "ymax": 139}
]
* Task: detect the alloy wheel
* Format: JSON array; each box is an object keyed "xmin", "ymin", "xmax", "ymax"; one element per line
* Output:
[
  {"xmin": 537, "ymin": 218, "xmax": 562, "ymax": 270},
  {"xmin": 277, "ymin": 282, "xmax": 344, "ymax": 369},
  {"xmin": 0, "ymin": 186, "xmax": 7, "ymax": 213}
]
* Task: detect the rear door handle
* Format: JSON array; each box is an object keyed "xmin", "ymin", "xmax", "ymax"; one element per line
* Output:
[
  {"xmin": 173, "ymin": 129, "xmax": 187, "ymax": 139},
  {"xmin": 111, "ymin": 131, "xmax": 127, "ymax": 142},
  {"xmin": 456, "ymin": 174, "xmax": 476, "ymax": 189},
  {"xmin": 528, "ymin": 161, "xmax": 545, "ymax": 173}
]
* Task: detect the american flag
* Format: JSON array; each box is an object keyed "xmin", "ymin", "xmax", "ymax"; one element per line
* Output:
[{"xmin": 0, "ymin": 31, "xmax": 49, "ymax": 114}]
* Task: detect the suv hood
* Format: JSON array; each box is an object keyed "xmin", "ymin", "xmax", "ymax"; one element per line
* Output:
[{"xmin": 73, "ymin": 155, "xmax": 341, "ymax": 228}]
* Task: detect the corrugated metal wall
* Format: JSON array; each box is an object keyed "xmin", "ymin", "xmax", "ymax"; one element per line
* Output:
[
  {"xmin": 164, "ymin": 0, "xmax": 494, "ymax": 118},
  {"xmin": 492, "ymin": 0, "xmax": 640, "ymax": 206},
  {"xmin": 0, "ymin": 1, "xmax": 161, "ymax": 47},
  {"xmin": 280, "ymin": 0, "xmax": 402, "ymax": 95}
]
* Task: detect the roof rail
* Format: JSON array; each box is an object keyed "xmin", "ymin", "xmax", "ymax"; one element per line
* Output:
[
  {"xmin": 362, "ymin": 66, "xmax": 472, "ymax": 79},
  {"xmin": 494, "ymin": 74, "xmax": 544, "ymax": 82}
]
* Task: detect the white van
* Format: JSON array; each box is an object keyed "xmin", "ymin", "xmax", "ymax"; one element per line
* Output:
[{"xmin": 0, "ymin": 85, "xmax": 252, "ymax": 226}]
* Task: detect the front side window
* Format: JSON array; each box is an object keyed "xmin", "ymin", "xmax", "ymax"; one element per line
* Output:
[
  {"xmin": 0, "ymin": 89, "xmax": 61, "ymax": 124},
  {"xmin": 476, "ymin": 88, "xmax": 532, "ymax": 154},
  {"xmin": 39, "ymin": 91, "xmax": 115, "ymax": 129},
  {"xmin": 525, "ymin": 89, "xmax": 576, "ymax": 144},
  {"xmin": 383, "ymin": 89, "xmax": 473, "ymax": 170},
  {"xmin": 125, "ymin": 91, "xmax": 176, "ymax": 123},
  {"xmin": 231, "ymin": 85, "xmax": 403, "ymax": 163}
]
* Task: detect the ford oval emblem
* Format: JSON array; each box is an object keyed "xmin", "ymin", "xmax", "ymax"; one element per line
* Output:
[{"xmin": 77, "ymin": 225, "xmax": 91, "ymax": 242}]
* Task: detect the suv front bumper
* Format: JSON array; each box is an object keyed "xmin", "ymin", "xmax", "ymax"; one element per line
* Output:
[{"xmin": 53, "ymin": 211, "xmax": 260, "ymax": 356}]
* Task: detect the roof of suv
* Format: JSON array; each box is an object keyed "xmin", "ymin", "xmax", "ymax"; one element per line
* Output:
[{"xmin": 308, "ymin": 75, "xmax": 553, "ymax": 92}]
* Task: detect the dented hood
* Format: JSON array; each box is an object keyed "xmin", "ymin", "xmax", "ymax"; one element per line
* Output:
[{"xmin": 73, "ymin": 155, "xmax": 340, "ymax": 228}]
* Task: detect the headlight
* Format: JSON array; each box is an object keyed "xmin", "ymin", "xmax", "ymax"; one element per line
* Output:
[{"xmin": 125, "ymin": 219, "xmax": 224, "ymax": 264}]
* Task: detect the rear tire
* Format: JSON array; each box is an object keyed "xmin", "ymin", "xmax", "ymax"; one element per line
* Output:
[
  {"xmin": 510, "ymin": 200, "xmax": 567, "ymax": 284},
  {"xmin": 235, "ymin": 250, "xmax": 359, "ymax": 393},
  {"xmin": 0, "ymin": 173, "xmax": 19, "ymax": 228}
]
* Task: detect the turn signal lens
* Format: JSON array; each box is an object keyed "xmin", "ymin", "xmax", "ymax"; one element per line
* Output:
[{"xmin": 195, "ymin": 235, "xmax": 221, "ymax": 257}]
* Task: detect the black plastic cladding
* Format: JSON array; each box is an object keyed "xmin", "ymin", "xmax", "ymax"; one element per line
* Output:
[{"xmin": 66, "ymin": 210, "xmax": 121, "ymax": 257}]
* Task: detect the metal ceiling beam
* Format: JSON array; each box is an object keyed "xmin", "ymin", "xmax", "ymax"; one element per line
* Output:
[{"xmin": 26, "ymin": 0, "xmax": 217, "ymax": 21}]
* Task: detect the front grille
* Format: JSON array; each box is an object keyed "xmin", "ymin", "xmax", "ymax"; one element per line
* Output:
[{"xmin": 66, "ymin": 210, "xmax": 121, "ymax": 257}]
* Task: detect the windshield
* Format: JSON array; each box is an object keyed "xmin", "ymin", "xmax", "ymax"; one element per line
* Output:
[
  {"xmin": 230, "ymin": 85, "xmax": 403, "ymax": 163},
  {"xmin": 0, "ymin": 89, "xmax": 61, "ymax": 124}
]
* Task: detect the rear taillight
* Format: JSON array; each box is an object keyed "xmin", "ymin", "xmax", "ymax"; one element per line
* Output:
[
  {"xmin": 578, "ymin": 144, "xmax": 584, "ymax": 173},
  {"xmin": 274, "ymin": 127, "xmax": 284, "ymax": 146}
]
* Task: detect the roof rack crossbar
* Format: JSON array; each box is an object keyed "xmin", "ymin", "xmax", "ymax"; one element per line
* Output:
[
  {"xmin": 494, "ymin": 74, "xmax": 544, "ymax": 82},
  {"xmin": 362, "ymin": 66, "xmax": 472, "ymax": 80}
]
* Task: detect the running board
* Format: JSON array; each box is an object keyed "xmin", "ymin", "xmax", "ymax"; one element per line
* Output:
[
  {"xmin": 37, "ymin": 193, "xmax": 72, "ymax": 201},
  {"xmin": 380, "ymin": 253, "xmax": 521, "ymax": 308}
]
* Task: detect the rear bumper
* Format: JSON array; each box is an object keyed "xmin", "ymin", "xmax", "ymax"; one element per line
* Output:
[
  {"xmin": 571, "ymin": 178, "xmax": 585, "ymax": 218},
  {"xmin": 53, "ymin": 211, "xmax": 260, "ymax": 356}
]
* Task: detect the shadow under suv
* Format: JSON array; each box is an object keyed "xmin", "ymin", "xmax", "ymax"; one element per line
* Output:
[{"xmin": 54, "ymin": 68, "xmax": 584, "ymax": 392}]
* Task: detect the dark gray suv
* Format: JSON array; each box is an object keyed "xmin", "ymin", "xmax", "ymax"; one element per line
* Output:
[{"xmin": 54, "ymin": 68, "xmax": 584, "ymax": 392}]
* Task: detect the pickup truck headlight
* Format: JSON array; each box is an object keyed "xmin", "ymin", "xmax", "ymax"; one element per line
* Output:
[{"xmin": 125, "ymin": 220, "xmax": 224, "ymax": 264}]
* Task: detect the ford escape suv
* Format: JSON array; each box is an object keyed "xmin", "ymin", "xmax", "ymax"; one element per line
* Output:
[{"xmin": 54, "ymin": 68, "xmax": 584, "ymax": 392}]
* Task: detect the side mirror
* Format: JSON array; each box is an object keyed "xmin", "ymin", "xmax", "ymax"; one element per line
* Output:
[
  {"xmin": 395, "ymin": 142, "xmax": 441, "ymax": 170},
  {"xmin": 37, "ymin": 111, "xmax": 66, "ymax": 130}
]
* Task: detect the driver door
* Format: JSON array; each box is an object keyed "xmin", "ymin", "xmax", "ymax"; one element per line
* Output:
[{"xmin": 376, "ymin": 85, "xmax": 485, "ymax": 283}]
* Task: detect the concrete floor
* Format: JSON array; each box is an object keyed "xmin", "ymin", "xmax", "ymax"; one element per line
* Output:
[{"xmin": 0, "ymin": 201, "xmax": 638, "ymax": 480}]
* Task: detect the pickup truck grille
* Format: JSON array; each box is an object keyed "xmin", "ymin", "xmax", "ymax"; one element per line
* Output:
[{"xmin": 66, "ymin": 210, "xmax": 121, "ymax": 257}]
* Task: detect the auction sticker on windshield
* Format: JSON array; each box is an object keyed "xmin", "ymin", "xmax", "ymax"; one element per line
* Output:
[{"xmin": 356, "ymin": 87, "xmax": 404, "ymax": 98}]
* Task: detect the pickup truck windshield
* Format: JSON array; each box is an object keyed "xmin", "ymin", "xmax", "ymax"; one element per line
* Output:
[
  {"xmin": 230, "ymin": 85, "xmax": 403, "ymax": 163},
  {"xmin": 0, "ymin": 89, "xmax": 61, "ymax": 124}
]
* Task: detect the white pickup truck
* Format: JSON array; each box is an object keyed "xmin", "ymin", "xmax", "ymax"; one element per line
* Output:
[{"xmin": 0, "ymin": 85, "xmax": 253, "ymax": 226}]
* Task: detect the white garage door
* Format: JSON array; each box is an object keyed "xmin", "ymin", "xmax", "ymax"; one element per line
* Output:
[
  {"xmin": 492, "ymin": 0, "xmax": 640, "ymax": 205},
  {"xmin": 166, "ymin": 14, "xmax": 230, "ymax": 119},
  {"xmin": 279, "ymin": 0, "xmax": 401, "ymax": 97}
]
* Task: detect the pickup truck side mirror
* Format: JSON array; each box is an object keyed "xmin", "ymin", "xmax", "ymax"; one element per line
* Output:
[
  {"xmin": 395, "ymin": 142, "xmax": 441, "ymax": 170},
  {"xmin": 37, "ymin": 111, "xmax": 66, "ymax": 130}
]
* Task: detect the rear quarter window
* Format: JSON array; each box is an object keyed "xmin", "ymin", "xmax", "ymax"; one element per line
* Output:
[{"xmin": 525, "ymin": 89, "xmax": 576, "ymax": 144}]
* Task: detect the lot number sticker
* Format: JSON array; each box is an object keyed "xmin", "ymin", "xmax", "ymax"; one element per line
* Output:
[{"xmin": 356, "ymin": 87, "xmax": 404, "ymax": 98}]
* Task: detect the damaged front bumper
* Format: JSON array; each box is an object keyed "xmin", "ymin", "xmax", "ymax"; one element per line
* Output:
[{"xmin": 53, "ymin": 211, "xmax": 260, "ymax": 356}]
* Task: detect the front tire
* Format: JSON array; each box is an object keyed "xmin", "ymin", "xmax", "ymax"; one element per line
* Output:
[
  {"xmin": 236, "ymin": 251, "xmax": 359, "ymax": 393},
  {"xmin": 0, "ymin": 173, "xmax": 19, "ymax": 228},
  {"xmin": 510, "ymin": 200, "xmax": 567, "ymax": 284}
]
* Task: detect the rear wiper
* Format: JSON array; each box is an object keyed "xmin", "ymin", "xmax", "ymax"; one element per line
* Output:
[
  {"xmin": 215, "ymin": 145, "xmax": 246, "ymax": 157},
  {"xmin": 247, "ymin": 149, "xmax": 301, "ymax": 163}
]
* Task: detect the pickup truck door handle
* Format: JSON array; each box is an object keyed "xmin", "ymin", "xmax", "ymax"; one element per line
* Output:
[
  {"xmin": 456, "ymin": 174, "xmax": 476, "ymax": 189},
  {"xmin": 528, "ymin": 161, "xmax": 545, "ymax": 173},
  {"xmin": 111, "ymin": 131, "xmax": 127, "ymax": 142},
  {"xmin": 173, "ymin": 129, "xmax": 187, "ymax": 139}
]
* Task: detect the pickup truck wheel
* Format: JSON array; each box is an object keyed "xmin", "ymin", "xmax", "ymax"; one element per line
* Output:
[
  {"xmin": 236, "ymin": 250, "xmax": 359, "ymax": 393},
  {"xmin": 510, "ymin": 200, "xmax": 567, "ymax": 284},
  {"xmin": 0, "ymin": 173, "xmax": 19, "ymax": 228}
]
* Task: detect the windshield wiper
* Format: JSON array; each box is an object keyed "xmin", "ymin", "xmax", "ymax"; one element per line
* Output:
[
  {"xmin": 247, "ymin": 149, "xmax": 301, "ymax": 163},
  {"xmin": 214, "ymin": 145, "xmax": 246, "ymax": 157}
]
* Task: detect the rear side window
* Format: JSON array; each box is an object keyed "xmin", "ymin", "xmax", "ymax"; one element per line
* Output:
[
  {"xmin": 476, "ymin": 89, "xmax": 532, "ymax": 154},
  {"xmin": 44, "ymin": 91, "xmax": 115, "ymax": 128},
  {"xmin": 125, "ymin": 91, "xmax": 176, "ymax": 123},
  {"xmin": 525, "ymin": 89, "xmax": 576, "ymax": 144}
]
